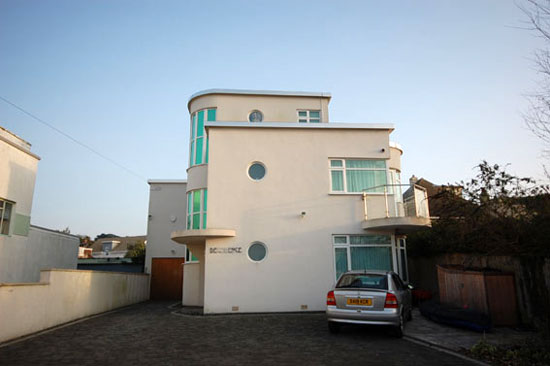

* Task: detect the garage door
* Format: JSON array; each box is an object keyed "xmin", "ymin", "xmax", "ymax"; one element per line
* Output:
[{"xmin": 150, "ymin": 257, "xmax": 185, "ymax": 300}]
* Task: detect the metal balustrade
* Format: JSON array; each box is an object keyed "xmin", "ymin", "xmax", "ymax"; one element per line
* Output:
[{"xmin": 362, "ymin": 184, "xmax": 430, "ymax": 221}]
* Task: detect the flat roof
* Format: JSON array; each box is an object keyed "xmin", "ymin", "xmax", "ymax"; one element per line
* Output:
[
  {"xmin": 148, "ymin": 179, "xmax": 187, "ymax": 184},
  {"xmin": 188, "ymin": 89, "xmax": 332, "ymax": 109},
  {"xmin": 204, "ymin": 122, "xmax": 394, "ymax": 131},
  {"xmin": 0, "ymin": 125, "xmax": 40, "ymax": 160}
]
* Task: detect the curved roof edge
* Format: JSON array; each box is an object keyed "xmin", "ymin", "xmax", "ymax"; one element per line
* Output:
[
  {"xmin": 147, "ymin": 179, "xmax": 187, "ymax": 184},
  {"xmin": 204, "ymin": 121, "xmax": 394, "ymax": 131},
  {"xmin": 188, "ymin": 89, "xmax": 332, "ymax": 110},
  {"xmin": 389, "ymin": 141, "xmax": 403, "ymax": 152}
]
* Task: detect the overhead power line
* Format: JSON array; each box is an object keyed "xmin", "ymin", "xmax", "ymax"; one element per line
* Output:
[{"xmin": 0, "ymin": 95, "xmax": 147, "ymax": 182}]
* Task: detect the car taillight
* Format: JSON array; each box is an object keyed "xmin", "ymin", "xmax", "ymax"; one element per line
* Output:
[
  {"xmin": 327, "ymin": 291, "xmax": 336, "ymax": 306},
  {"xmin": 384, "ymin": 293, "xmax": 398, "ymax": 308}
]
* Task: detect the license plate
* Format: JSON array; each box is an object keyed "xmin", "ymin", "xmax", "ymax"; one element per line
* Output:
[{"xmin": 347, "ymin": 298, "xmax": 372, "ymax": 306}]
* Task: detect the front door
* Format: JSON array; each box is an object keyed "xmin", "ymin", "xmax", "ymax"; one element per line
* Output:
[{"xmin": 150, "ymin": 257, "xmax": 185, "ymax": 300}]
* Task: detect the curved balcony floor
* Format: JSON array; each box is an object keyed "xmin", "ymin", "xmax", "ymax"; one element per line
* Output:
[
  {"xmin": 362, "ymin": 216, "xmax": 431, "ymax": 234},
  {"xmin": 171, "ymin": 228, "xmax": 236, "ymax": 246}
]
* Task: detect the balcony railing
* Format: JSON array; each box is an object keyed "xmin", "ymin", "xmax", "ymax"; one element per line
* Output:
[{"xmin": 362, "ymin": 184, "xmax": 430, "ymax": 221}]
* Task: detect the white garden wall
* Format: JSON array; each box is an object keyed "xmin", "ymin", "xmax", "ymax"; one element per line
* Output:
[{"xmin": 0, "ymin": 269, "xmax": 149, "ymax": 343}]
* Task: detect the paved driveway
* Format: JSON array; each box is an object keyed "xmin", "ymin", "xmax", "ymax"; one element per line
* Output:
[{"xmin": 0, "ymin": 301, "xmax": 476, "ymax": 366}]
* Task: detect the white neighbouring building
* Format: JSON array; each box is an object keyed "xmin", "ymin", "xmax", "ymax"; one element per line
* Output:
[
  {"xmin": 146, "ymin": 89, "xmax": 431, "ymax": 313},
  {"xmin": 0, "ymin": 126, "xmax": 79, "ymax": 283}
]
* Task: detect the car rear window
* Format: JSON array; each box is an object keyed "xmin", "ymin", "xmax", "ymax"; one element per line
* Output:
[{"xmin": 336, "ymin": 274, "xmax": 388, "ymax": 290}]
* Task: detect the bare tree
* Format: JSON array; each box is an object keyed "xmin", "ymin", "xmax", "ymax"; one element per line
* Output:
[{"xmin": 520, "ymin": 0, "xmax": 550, "ymax": 177}]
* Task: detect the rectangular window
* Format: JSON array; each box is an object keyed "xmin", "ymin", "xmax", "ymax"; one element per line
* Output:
[
  {"xmin": 333, "ymin": 235, "xmax": 393, "ymax": 279},
  {"xmin": 187, "ymin": 189, "xmax": 207, "ymax": 230},
  {"xmin": 329, "ymin": 159, "xmax": 387, "ymax": 193},
  {"xmin": 189, "ymin": 108, "xmax": 216, "ymax": 167},
  {"xmin": 297, "ymin": 110, "xmax": 321, "ymax": 123},
  {"xmin": 0, "ymin": 199, "xmax": 13, "ymax": 235}
]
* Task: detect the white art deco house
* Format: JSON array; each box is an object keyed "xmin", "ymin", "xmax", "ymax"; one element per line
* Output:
[{"xmin": 146, "ymin": 89, "xmax": 430, "ymax": 313}]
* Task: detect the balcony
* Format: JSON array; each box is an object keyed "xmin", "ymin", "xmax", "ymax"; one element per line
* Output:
[
  {"xmin": 171, "ymin": 228, "xmax": 236, "ymax": 246},
  {"xmin": 361, "ymin": 184, "xmax": 431, "ymax": 233}
]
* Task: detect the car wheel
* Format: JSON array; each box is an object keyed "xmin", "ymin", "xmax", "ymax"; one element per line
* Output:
[
  {"xmin": 393, "ymin": 313, "xmax": 404, "ymax": 338},
  {"xmin": 328, "ymin": 321, "xmax": 340, "ymax": 334}
]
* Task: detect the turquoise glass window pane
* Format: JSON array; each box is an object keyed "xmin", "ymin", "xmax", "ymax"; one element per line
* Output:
[
  {"xmin": 203, "ymin": 189, "xmax": 207, "ymax": 211},
  {"xmin": 191, "ymin": 114, "xmax": 196, "ymax": 139},
  {"xmin": 298, "ymin": 111, "xmax": 307, "ymax": 117},
  {"xmin": 334, "ymin": 236, "xmax": 347, "ymax": 244},
  {"xmin": 351, "ymin": 247, "xmax": 392, "ymax": 271},
  {"xmin": 331, "ymin": 171, "xmax": 344, "ymax": 191},
  {"xmin": 248, "ymin": 163, "xmax": 266, "ymax": 180},
  {"xmin": 195, "ymin": 137, "xmax": 203, "ymax": 165},
  {"xmin": 205, "ymin": 137, "xmax": 209, "ymax": 164},
  {"xmin": 191, "ymin": 252, "xmax": 198, "ymax": 261},
  {"xmin": 202, "ymin": 213, "xmax": 207, "ymax": 229},
  {"xmin": 350, "ymin": 235, "xmax": 391, "ymax": 245},
  {"xmin": 330, "ymin": 160, "xmax": 343, "ymax": 168},
  {"xmin": 346, "ymin": 170, "xmax": 387, "ymax": 192},
  {"xmin": 248, "ymin": 243, "xmax": 266, "ymax": 261},
  {"xmin": 310, "ymin": 119, "xmax": 320, "ymax": 123},
  {"xmin": 197, "ymin": 110, "xmax": 204, "ymax": 137},
  {"xmin": 335, "ymin": 248, "xmax": 348, "ymax": 279},
  {"xmin": 207, "ymin": 109, "xmax": 216, "ymax": 121},
  {"xmin": 192, "ymin": 214, "xmax": 200, "ymax": 229},
  {"xmin": 310, "ymin": 111, "xmax": 320, "ymax": 118},
  {"xmin": 193, "ymin": 190, "xmax": 201, "ymax": 213},
  {"xmin": 187, "ymin": 192, "xmax": 192, "ymax": 229},
  {"xmin": 346, "ymin": 160, "xmax": 386, "ymax": 169},
  {"xmin": 299, "ymin": 119, "xmax": 307, "ymax": 123},
  {"xmin": 190, "ymin": 141, "xmax": 195, "ymax": 167}
]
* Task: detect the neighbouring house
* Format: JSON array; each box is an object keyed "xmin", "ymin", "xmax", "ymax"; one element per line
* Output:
[
  {"xmin": 411, "ymin": 177, "xmax": 463, "ymax": 218},
  {"xmin": 77, "ymin": 257, "xmax": 144, "ymax": 273},
  {"xmin": 147, "ymin": 89, "xmax": 431, "ymax": 313},
  {"xmin": 144, "ymin": 180, "xmax": 189, "ymax": 300},
  {"xmin": 78, "ymin": 247, "xmax": 93, "ymax": 258},
  {"xmin": 88, "ymin": 235, "xmax": 146, "ymax": 259},
  {"xmin": 0, "ymin": 125, "xmax": 80, "ymax": 283}
]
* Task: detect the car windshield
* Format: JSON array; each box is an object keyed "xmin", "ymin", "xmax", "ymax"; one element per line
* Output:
[{"xmin": 336, "ymin": 274, "xmax": 388, "ymax": 290}]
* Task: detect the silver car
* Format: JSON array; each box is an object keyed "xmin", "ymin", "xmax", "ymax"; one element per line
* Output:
[{"xmin": 326, "ymin": 270, "xmax": 412, "ymax": 337}]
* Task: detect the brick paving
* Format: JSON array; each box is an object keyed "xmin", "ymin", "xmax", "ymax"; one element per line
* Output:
[{"xmin": 0, "ymin": 301, "xmax": 477, "ymax": 366}]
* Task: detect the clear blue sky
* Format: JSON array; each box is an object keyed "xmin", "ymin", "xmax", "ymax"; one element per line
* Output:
[{"xmin": 0, "ymin": 1, "xmax": 546, "ymax": 238}]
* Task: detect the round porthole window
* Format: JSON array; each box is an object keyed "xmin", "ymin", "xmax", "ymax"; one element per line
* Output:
[
  {"xmin": 248, "ymin": 110, "xmax": 263, "ymax": 122},
  {"xmin": 248, "ymin": 242, "xmax": 267, "ymax": 262},
  {"xmin": 248, "ymin": 162, "xmax": 266, "ymax": 181}
]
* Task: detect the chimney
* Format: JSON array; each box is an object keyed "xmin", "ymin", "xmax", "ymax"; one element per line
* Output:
[{"xmin": 409, "ymin": 175, "xmax": 418, "ymax": 185}]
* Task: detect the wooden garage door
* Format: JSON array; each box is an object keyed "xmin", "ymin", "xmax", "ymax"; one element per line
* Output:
[{"xmin": 150, "ymin": 257, "xmax": 185, "ymax": 300}]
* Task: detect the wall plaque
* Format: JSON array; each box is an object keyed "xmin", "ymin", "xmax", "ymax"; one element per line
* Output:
[{"xmin": 209, "ymin": 247, "xmax": 242, "ymax": 254}]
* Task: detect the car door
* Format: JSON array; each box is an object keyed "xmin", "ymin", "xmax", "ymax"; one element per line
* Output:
[{"xmin": 392, "ymin": 274, "xmax": 411, "ymax": 313}]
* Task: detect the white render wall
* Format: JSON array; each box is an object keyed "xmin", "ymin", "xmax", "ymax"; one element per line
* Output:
[
  {"xmin": 189, "ymin": 93, "xmax": 330, "ymax": 124},
  {"xmin": 182, "ymin": 262, "xmax": 203, "ymax": 306},
  {"xmin": 0, "ymin": 226, "xmax": 79, "ymax": 283},
  {"xmin": 0, "ymin": 269, "xmax": 149, "ymax": 343},
  {"xmin": 203, "ymin": 126, "xmax": 395, "ymax": 314},
  {"xmin": 0, "ymin": 127, "xmax": 39, "ymax": 217},
  {"xmin": 0, "ymin": 227, "xmax": 79, "ymax": 283},
  {"xmin": 145, "ymin": 181, "xmax": 188, "ymax": 274}
]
